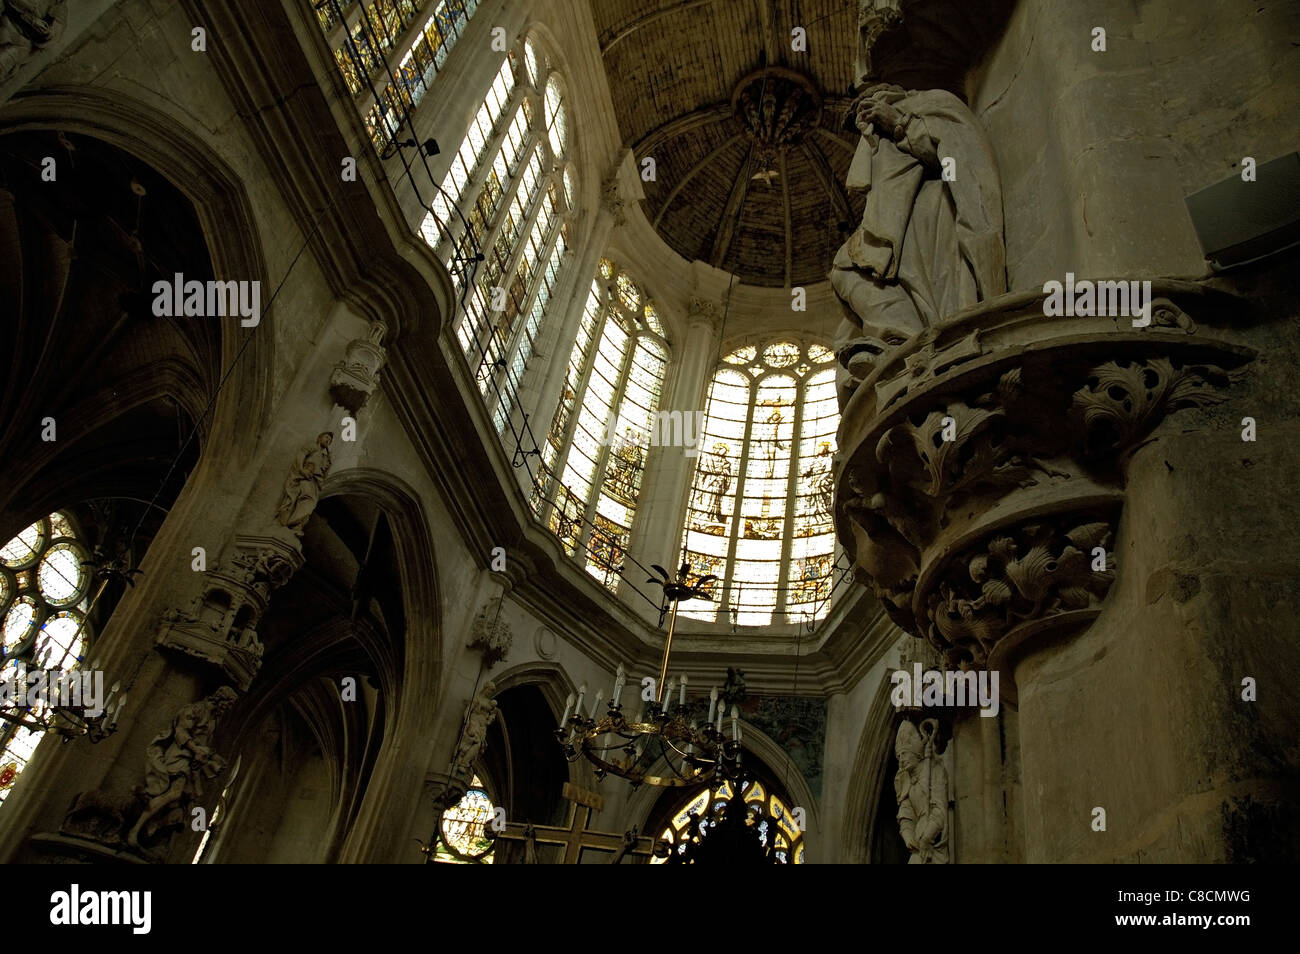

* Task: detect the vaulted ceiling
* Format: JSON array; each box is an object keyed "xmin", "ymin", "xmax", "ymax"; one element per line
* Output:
[{"xmin": 593, "ymin": 0, "xmax": 865, "ymax": 288}]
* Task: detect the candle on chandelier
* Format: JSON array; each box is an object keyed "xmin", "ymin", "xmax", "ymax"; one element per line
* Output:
[
  {"xmin": 575, "ymin": 683, "xmax": 587, "ymax": 718},
  {"xmin": 707, "ymin": 687, "xmax": 718, "ymax": 725},
  {"xmin": 612, "ymin": 663, "xmax": 626, "ymax": 705},
  {"xmin": 590, "ymin": 689, "xmax": 603, "ymax": 719},
  {"xmin": 679, "ymin": 674, "xmax": 687, "ymax": 708},
  {"xmin": 561, "ymin": 692, "xmax": 575, "ymax": 725},
  {"xmin": 731, "ymin": 705, "xmax": 739, "ymax": 742},
  {"xmin": 715, "ymin": 703, "xmax": 724, "ymax": 733},
  {"xmin": 663, "ymin": 678, "xmax": 675, "ymax": 714},
  {"xmin": 111, "ymin": 694, "xmax": 128, "ymax": 726}
]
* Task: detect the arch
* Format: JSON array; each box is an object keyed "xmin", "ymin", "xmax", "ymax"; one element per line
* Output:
[
  {"xmin": 840, "ymin": 670, "xmax": 902, "ymax": 864},
  {"xmin": 0, "ymin": 87, "xmax": 275, "ymax": 461},
  {"xmin": 313, "ymin": 466, "xmax": 445, "ymax": 862}
]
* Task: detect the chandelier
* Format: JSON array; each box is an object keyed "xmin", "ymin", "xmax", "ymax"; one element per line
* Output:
[
  {"xmin": 0, "ymin": 552, "xmax": 131, "ymax": 744},
  {"xmin": 555, "ymin": 562, "xmax": 744, "ymax": 788}
]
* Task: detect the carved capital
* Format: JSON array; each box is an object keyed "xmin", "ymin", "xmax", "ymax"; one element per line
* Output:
[
  {"xmin": 686, "ymin": 296, "xmax": 721, "ymax": 327},
  {"xmin": 834, "ymin": 286, "xmax": 1254, "ymax": 676}
]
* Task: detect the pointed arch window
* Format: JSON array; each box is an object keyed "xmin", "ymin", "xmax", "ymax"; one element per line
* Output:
[
  {"xmin": 0, "ymin": 512, "xmax": 93, "ymax": 804},
  {"xmin": 535, "ymin": 260, "xmax": 670, "ymax": 590},
  {"xmin": 315, "ymin": 0, "xmax": 482, "ymax": 151},
  {"xmin": 681, "ymin": 340, "xmax": 838, "ymax": 626},
  {"xmin": 653, "ymin": 777, "xmax": 805, "ymax": 864},
  {"xmin": 417, "ymin": 34, "xmax": 576, "ymax": 433}
]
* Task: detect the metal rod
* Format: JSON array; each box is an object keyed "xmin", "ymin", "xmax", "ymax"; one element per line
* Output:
[{"xmin": 655, "ymin": 596, "xmax": 682, "ymax": 704}]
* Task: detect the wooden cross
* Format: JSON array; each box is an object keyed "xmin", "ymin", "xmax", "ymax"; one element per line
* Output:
[{"xmin": 491, "ymin": 782, "xmax": 661, "ymax": 864}]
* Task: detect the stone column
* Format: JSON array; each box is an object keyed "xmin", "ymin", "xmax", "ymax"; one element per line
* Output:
[
  {"xmin": 831, "ymin": 286, "xmax": 1299, "ymax": 862},
  {"xmin": 619, "ymin": 297, "xmax": 721, "ymax": 595},
  {"xmin": 509, "ymin": 169, "xmax": 625, "ymax": 498}
]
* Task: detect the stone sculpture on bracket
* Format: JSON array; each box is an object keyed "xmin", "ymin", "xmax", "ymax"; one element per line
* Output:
[
  {"xmin": 450, "ymin": 681, "xmax": 498, "ymax": 782},
  {"xmin": 124, "ymin": 686, "xmax": 239, "ymax": 851},
  {"xmin": 831, "ymin": 75, "xmax": 1006, "ymax": 401},
  {"xmin": 894, "ymin": 717, "xmax": 948, "ymax": 863},
  {"xmin": 62, "ymin": 687, "xmax": 240, "ymax": 856},
  {"xmin": 275, "ymin": 431, "xmax": 334, "ymax": 536}
]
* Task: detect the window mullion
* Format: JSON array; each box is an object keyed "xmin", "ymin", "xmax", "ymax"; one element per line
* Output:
[
  {"xmin": 577, "ymin": 325, "xmax": 638, "ymax": 552},
  {"xmin": 539, "ymin": 289, "xmax": 608, "ymax": 529},
  {"xmin": 718, "ymin": 374, "xmax": 758, "ymax": 616},
  {"xmin": 775, "ymin": 372, "xmax": 807, "ymax": 619},
  {"xmin": 438, "ymin": 91, "xmax": 525, "ymax": 260}
]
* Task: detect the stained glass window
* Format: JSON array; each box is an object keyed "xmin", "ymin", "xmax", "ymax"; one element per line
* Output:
[
  {"xmin": 681, "ymin": 341, "xmax": 839, "ymax": 626},
  {"xmin": 431, "ymin": 775, "xmax": 496, "ymax": 863},
  {"xmin": 0, "ymin": 512, "xmax": 93, "ymax": 804},
  {"xmin": 653, "ymin": 778, "xmax": 804, "ymax": 864},
  {"xmin": 318, "ymin": 0, "xmax": 481, "ymax": 151},
  {"xmin": 535, "ymin": 260, "xmax": 670, "ymax": 591},
  {"xmin": 415, "ymin": 32, "xmax": 576, "ymax": 437}
]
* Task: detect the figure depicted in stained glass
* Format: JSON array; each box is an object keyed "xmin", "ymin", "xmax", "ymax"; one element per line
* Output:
[
  {"xmin": 756, "ymin": 401, "xmax": 789, "ymax": 479},
  {"xmin": 697, "ymin": 444, "xmax": 733, "ymax": 524},
  {"xmin": 801, "ymin": 441, "xmax": 835, "ymax": 520},
  {"xmin": 605, "ymin": 428, "xmax": 645, "ymax": 504}
]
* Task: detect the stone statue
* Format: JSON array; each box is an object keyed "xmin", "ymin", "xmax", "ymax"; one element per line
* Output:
[
  {"xmin": 831, "ymin": 82, "xmax": 1005, "ymax": 402},
  {"xmin": 0, "ymin": 0, "xmax": 66, "ymax": 81},
  {"xmin": 450, "ymin": 681, "xmax": 497, "ymax": 780},
  {"xmin": 274, "ymin": 432, "xmax": 333, "ymax": 536},
  {"xmin": 893, "ymin": 718, "xmax": 949, "ymax": 863},
  {"xmin": 125, "ymin": 686, "xmax": 239, "ymax": 849}
]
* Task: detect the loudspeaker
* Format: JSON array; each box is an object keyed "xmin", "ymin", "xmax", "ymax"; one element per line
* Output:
[{"xmin": 1184, "ymin": 152, "xmax": 1300, "ymax": 271}]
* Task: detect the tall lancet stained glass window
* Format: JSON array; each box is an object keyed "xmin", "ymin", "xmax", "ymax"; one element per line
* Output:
[
  {"xmin": 681, "ymin": 340, "xmax": 838, "ymax": 626},
  {"xmin": 418, "ymin": 33, "xmax": 575, "ymax": 433},
  {"xmin": 535, "ymin": 260, "xmax": 670, "ymax": 591},
  {"xmin": 314, "ymin": 0, "xmax": 481, "ymax": 151},
  {"xmin": 0, "ymin": 512, "xmax": 93, "ymax": 803}
]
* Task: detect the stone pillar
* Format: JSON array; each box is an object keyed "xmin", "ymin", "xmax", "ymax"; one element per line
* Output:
[
  {"xmin": 831, "ymin": 286, "xmax": 1298, "ymax": 862},
  {"xmin": 620, "ymin": 297, "xmax": 721, "ymax": 594}
]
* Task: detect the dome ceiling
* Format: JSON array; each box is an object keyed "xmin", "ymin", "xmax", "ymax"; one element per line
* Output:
[{"xmin": 594, "ymin": 0, "xmax": 866, "ymax": 288}]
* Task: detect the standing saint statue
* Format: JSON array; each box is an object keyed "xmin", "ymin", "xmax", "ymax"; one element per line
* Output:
[
  {"xmin": 274, "ymin": 431, "xmax": 333, "ymax": 536},
  {"xmin": 450, "ymin": 681, "xmax": 498, "ymax": 781},
  {"xmin": 831, "ymin": 81, "xmax": 1006, "ymax": 402},
  {"xmin": 893, "ymin": 718, "xmax": 949, "ymax": 863}
]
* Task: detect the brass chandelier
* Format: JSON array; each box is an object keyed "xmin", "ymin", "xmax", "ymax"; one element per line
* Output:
[{"xmin": 555, "ymin": 562, "xmax": 744, "ymax": 788}]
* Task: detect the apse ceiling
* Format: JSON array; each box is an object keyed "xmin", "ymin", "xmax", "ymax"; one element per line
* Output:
[{"xmin": 593, "ymin": 0, "xmax": 865, "ymax": 288}]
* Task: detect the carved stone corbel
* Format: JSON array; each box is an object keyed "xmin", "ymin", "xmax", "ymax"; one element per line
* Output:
[
  {"xmin": 330, "ymin": 320, "xmax": 387, "ymax": 414},
  {"xmin": 155, "ymin": 531, "xmax": 304, "ymax": 690},
  {"xmin": 467, "ymin": 598, "xmax": 512, "ymax": 668},
  {"xmin": 834, "ymin": 284, "xmax": 1255, "ymax": 680}
]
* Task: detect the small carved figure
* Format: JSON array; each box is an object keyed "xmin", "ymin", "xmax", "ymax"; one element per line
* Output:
[
  {"xmin": 274, "ymin": 432, "xmax": 333, "ymax": 535},
  {"xmin": 894, "ymin": 718, "xmax": 949, "ymax": 863},
  {"xmin": 450, "ymin": 681, "xmax": 498, "ymax": 780}
]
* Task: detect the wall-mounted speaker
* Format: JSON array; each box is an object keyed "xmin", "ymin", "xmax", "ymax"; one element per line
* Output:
[{"xmin": 1184, "ymin": 151, "xmax": 1300, "ymax": 271}]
